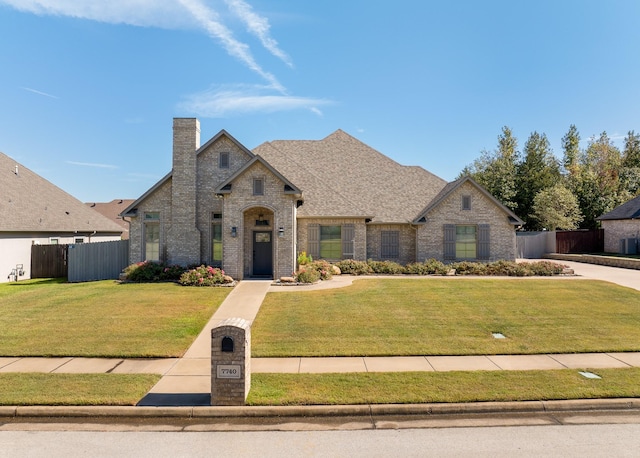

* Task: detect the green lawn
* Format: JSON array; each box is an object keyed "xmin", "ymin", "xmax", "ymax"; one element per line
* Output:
[
  {"xmin": 248, "ymin": 368, "xmax": 640, "ymax": 405},
  {"xmin": 0, "ymin": 278, "xmax": 230, "ymax": 357},
  {"xmin": 252, "ymin": 278, "xmax": 640, "ymax": 357},
  {"xmin": 0, "ymin": 373, "xmax": 160, "ymax": 405}
]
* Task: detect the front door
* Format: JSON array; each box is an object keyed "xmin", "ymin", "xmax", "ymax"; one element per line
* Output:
[{"xmin": 253, "ymin": 231, "xmax": 273, "ymax": 277}]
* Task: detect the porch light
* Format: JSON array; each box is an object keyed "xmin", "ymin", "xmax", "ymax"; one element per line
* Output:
[
  {"xmin": 231, "ymin": 226, "xmax": 237, "ymax": 237},
  {"xmin": 278, "ymin": 227, "xmax": 285, "ymax": 237}
]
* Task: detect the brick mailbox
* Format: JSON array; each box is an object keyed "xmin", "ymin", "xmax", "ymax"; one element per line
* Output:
[{"xmin": 211, "ymin": 317, "xmax": 251, "ymax": 406}]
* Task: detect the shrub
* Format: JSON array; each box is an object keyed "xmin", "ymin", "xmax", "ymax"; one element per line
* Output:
[
  {"xmin": 522, "ymin": 261, "xmax": 567, "ymax": 276},
  {"xmin": 179, "ymin": 265, "xmax": 231, "ymax": 286},
  {"xmin": 367, "ymin": 260, "xmax": 406, "ymax": 274},
  {"xmin": 307, "ymin": 260, "xmax": 334, "ymax": 280},
  {"xmin": 295, "ymin": 268, "xmax": 321, "ymax": 283},
  {"xmin": 405, "ymin": 259, "xmax": 449, "ymax": 275},
  {"xmin": 335, "ymin": 259, "xmax": 372, "ymax": 275},
  {"xmin": 122, "ymin": 261, "xmax": 185, "ymax": 282},
  {"xmin": 450, "ymin": 261, "xmax": 488, "ymax": 276},
  {"xmin": 297, "ymin": 251, "xmax": 313, "ymax": 266},
  {"xmin": 485, "ymin": 260, "xmax": 530, "ymax": 277}
]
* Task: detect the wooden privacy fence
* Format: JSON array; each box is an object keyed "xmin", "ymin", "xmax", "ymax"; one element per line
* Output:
[
  {"xmin": 31, "ymin": 244, "xmax": 68, "ymax": 278},
  {"xmin": 555, "ymin": 229, "xmax": 604, "ymax": 254},
  {"xmin": 67, "ymin": 240, "xmax": 129, "ymax": 282}
]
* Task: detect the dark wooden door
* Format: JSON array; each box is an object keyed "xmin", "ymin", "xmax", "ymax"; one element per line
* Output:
[{"xmin": 253, "ymin": 231, "xmax": 273, "ymax": 277}]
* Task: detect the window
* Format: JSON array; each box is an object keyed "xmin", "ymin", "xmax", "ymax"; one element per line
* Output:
[
  {"xmin": 50, "ymin": 238, "xmax": 59, "ymax": 245},
  {"xmin": 144, "ymin": 212, "xmax": 160, "ymax": 262},
  {"xmin": 211, "ymin": 213, "xmax": 222, "ymax": 266},
  {"xmin": 219, "ymin": 152, "xmax": 230, "ymax": 168},
  {"xmin": 320, "ymin": 225, "xmax": 342, "ymax": 259},
  {"xmin": 456, "ymin": 225, "xmax": 477, "ymax": 259},
  {"xmin": 253, "ymin": 178, "xmax": 264, "ymax": 195},
  {"xmin": 308, "ymin": 224, "xmax": 354, "ymax": 260},
  {"xmin": 381, "ymin": 231, "xmax": 399, "ymax": 259},
  {"xmin": 462, "ymin": 195, "xmax": 471, "ymax": 211},
  {"xmin": 74, "ymin": 237, "xmax": 85, "ymax": 244}
]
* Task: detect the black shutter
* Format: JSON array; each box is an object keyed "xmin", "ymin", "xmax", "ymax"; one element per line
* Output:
[
  {"xmin": 342, "ymin": 224, "xmax": 355, "ymax": 259},
  {"xmin": 478, "ymin": 224, "xmax": 490, "ymax": 260},
  {"xmin": 444, "ymin": 224, "xmax": 456, "ymax": 260},
  {"xmin": 307, "ymin": 224, "xmax": 319, "ymax": 259}
]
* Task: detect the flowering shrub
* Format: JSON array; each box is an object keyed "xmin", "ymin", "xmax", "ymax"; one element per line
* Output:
[
  {"xmin": 307, "ymin": 260, "xmax": 333, "ymax": 280},
  {"xmin": 179, "ymin": 265, "xmax": 232, "ymax": 286},
  {"xmin": 295, "ymin": 268, "xmax": 320, "ymax": 283},
  {"xmin": 122, "ymin": 261, "xmax": 185, "ymax": 282}
]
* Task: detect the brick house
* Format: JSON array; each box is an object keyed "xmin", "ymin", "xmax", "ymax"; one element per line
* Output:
[
  {"xmin": 121, "ymin": 118, "xmax": 524, "ymax": 280},
  {"xmin": 596, "ymin": 194, "xmax": 640, "ymax": 254}
]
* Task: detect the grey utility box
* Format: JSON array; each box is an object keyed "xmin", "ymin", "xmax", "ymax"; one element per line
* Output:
[{"xmin": 211, "ymin": 317, "xmax": 251, "ymax": 406}]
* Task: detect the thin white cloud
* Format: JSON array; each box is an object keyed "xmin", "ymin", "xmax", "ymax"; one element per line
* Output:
[
  {"xmin": 178, "ymin": 84, "xmax": 333, "ymax": 117},
  {"xmin": 66, "ymin": 161, "xmax": 118, "ymax": 169},
  {"xmin": 2, "ymin": 0, "xmax": 287, "ymax": 91},
  {"xmin": 224, "ymin": 0, "xmax": 293, "ymax": 68},
  {"xmin": 177, "ymin": 0, "xmax": 285, "ymax": 93},
  {"xmin": 21, "ymin": 86, "xmax": 59, "ymax": 99}
]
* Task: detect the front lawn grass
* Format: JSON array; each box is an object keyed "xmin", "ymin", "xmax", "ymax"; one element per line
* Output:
[
  {"xmin": 248, "ymin": 368, "xmax": 640, "ymax": 405},
  {"xmin": 252, "ymin": 278, "xmax": 640, "ymax": 357},
  {"xmin": 0, "ymin": 279, "xmax": 230, "ymax": 357},
  {"xmin": 0, "ymin": 373, "xmax": 160, "ymax": 405}
]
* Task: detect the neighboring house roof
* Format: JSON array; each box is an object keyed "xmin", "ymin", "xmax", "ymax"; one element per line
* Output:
[
  {"xmin": 253, "ymin": 130, "xmax": 448, "ymax": 222},
  {"xmin": 596, "ymin": 194, "xmax": 640, "ymax": 221},
  {"xmin": 0, "ymin": 151, "xmax": 124, "ymax": 234},
  {"xmin": 412, "ymin": 176, "xmax": 525, "ymax": 225},
  {"xmin": 85, "ymin": 199, "xmax": 135, "ymax": 238}
]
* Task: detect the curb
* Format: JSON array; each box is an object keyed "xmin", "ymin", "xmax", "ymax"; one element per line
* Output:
[{"xmin": 2, "ymin": 398, "xmax": 639, "ymax": 419}]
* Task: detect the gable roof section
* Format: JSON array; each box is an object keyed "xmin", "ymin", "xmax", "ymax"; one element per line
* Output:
[
  {"xmin": 0, "ymin": 152, "xmax": 124, "ymax": 233},
  {"xmin": 214, "ymin": 155, "xmax": 302, "ymax": 195},
  {"xmin": 597, "ymin": 194, "xmax": 640, "ymax": 220},
  {"xmin": 412, "ymin": 176, "xmax": 525, "ymax": 225},
  {"xmin": 121, "ymin": 129, "xmax": 254, "ymax": 217},
  {"xmin": 86, "ymin": 199, "xmax": 135, "ymax": 238},
  {"xmin": 253, "ymin": 130, "xmax": 448, "ymax": 222}
]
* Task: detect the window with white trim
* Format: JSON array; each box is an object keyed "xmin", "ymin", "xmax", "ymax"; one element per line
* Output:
[{"xmin": 144, "ymin": 212, "xmax": 160, "ymax": 262}]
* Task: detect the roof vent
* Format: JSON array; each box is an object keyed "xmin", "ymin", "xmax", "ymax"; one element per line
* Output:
[{"xmin": 14, "ymin": 165, "xmax": 18, "ymax": 175}]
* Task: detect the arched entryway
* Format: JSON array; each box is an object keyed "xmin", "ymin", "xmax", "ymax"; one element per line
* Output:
[{"xmin": 243, "ymin": 206, "xmax": 275, "ymax": 278}]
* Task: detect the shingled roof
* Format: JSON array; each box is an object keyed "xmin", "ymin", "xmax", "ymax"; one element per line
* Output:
[
  {"xmin": 0, "ymin": 152, "xmax": 124, "ymax": 234},
  {"xmin": 253, "ymin": 130, "xmax": 448, "ymax": 223},
  {"xmin": 597, "ymin": 194, "xmax": 640, "ymax": 221}
]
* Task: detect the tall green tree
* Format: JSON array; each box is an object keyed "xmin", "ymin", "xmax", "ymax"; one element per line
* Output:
[
  {"xmin": 531, "ymin": 184, "xmax": 582, "ymax": 230},
  {"xmin": 561, "ymin": 124, "xmax": 581, "ymax": 178},
  {"xmin": 459, "ymin": 126, "xmax": 519, "ymax": 211},
  {"xmin": 516, "ymin": 132, "xmax": 561, "ymax": 229},
  {"xmin": 622, "ymin": 130, "xmax": 640, "ymax": 168},
  {"xmin": 621, "ymin": 130, "xmax": 640, "ymax": 196},
  {"xmin": 576, "ymin": 132, "xmax": 623, "ymax": 228}
]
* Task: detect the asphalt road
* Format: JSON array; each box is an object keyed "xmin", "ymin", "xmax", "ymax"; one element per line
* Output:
[{"xmin": 2, "ymin": 421, "xmax": 640, "ymax": 457}]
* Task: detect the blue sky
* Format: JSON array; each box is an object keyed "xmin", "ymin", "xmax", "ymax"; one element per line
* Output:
[{"xmin": 2, "ymin": 0, "xmax": 640, "ymax": 203}]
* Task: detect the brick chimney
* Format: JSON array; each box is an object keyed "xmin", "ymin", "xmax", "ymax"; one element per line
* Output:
[{"xmin": 168, "ymin": 118, "xmax": 201, "ymax": 266}]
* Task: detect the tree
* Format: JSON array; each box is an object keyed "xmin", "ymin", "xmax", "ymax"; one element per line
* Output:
[
  {"xmin": 576, "ymin": 131, "xmax": 623, "ymax": 228},
  {"xmin": 562, "ymin": 124, "xmax": 581, "ymax": 178},
  {"xmin": 516, "ymin": 132, "xmax": 561, "ymax": 229},
  {"xmin": 459, "ymin": 126, "xmax": 519, "ymax": 211},
  {"xmin": 531, "ymin": 184, "xmax": 582, "ymax": 230},
  {"xmin": 622, "ymin": 130, "xmax": 640, "ymax": 168}
]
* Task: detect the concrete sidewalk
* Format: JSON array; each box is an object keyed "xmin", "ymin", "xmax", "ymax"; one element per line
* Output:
[{"xmin": 1, "ymin": 262, "xmax": 639, "ymax": 407}]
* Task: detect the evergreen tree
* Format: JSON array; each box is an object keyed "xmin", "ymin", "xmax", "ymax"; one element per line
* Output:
[
  {"xmin": 516, "ymin": 132, "xmax": 561, "ymax": 229},
  {"xmin": 621, "ymin": 130, "xmax": 640, "ymax": 196},
  {"xmin": 561, "ymin": 124, "xmax": 581, "ymax": 178}
]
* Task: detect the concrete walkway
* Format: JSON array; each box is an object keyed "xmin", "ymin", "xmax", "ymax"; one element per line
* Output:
[{"xmin": 1, "ymin": 261, "xmax": 639, "ymax": 406}]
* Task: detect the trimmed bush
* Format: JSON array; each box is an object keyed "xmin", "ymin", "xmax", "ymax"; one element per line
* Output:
[
  {"xmin": 485, "ymin": 260, "xmax": 530, "ymax": 277},
  {"xmin": 367, "ymin": 260, "xmax": 406, "ymax": 274},
  {"xmin": 307, "ymin": 260, "xmax": 334, "ymax": 280},
  {"xmin": 522, "ymin": 260, "xmax": 568, "ymax": 276},
  {"xmin": 405, "ymin": 259, "xmax": 449, "ymax": 275},
  {"xmin": 335, "ymin": 259, "xmax": 372, "ymax": 275},
  {"xmin": 450, "ymin": 261, "xmax": 488, "ymax": 276},
  {"xmin": 122, "ymin": 261, "xmax": 185, "ymax": 282},
  {"xmin": 295, "ymin": 268, "xmax": 321, "ymax": 283}
]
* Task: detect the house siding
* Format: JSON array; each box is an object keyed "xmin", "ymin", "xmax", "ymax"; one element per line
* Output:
[
  {"xmin": 416, "ymin": 182, "xmax": 517, "ymax": 262},
  {"xmin": 601, "ymin": 219, "xmax": 640, "ymax": 253},
  {"xmin": 366, "ymin": 224, "xmax": 416, "ymax": 265}
]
